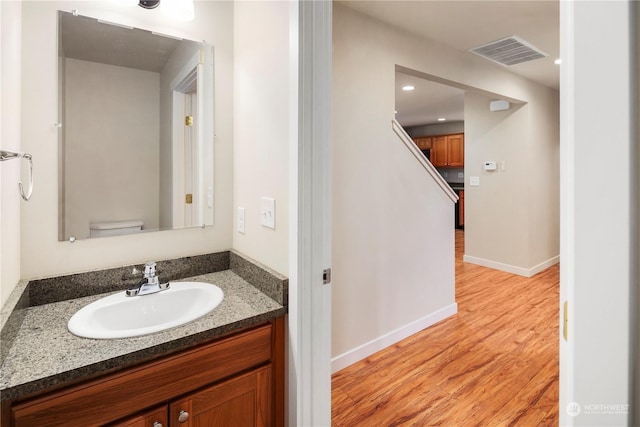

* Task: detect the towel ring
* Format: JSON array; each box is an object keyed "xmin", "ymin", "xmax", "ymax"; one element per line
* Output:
[{"xmin": 0, "ymin": 150, "xmax": 34, "ymax": 201}]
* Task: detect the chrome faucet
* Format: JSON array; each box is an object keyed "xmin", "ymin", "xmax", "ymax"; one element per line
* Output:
[{"xmin": 126, "ymin": 261, "xmax": 170, "ymax": 296}]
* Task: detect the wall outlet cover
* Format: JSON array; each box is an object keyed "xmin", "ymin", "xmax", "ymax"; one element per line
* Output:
[{"xmin": 237, "ymin": 207, "xmax": 245, "ymax": 234}]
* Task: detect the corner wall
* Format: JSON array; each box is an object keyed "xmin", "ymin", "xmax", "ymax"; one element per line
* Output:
[
  {"xmin": 1, "ymin": 0, "xmax": 22, "ymax": 307},
  {"xmin": 232, "ymin": 1, "xmax": 289, "ymax": 276},
  {"xmin": 464, "ymin": 91, "xmax": 559, "ymax": 275}
]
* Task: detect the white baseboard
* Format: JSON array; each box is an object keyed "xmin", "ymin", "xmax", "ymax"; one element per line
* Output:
[
  {"xmin": 331, "ymin": 303, "xmax": 458, "ymax": 374},
  {"xmin": 463, "ymin": 254, "xmax": 559, "ymax": 278}
]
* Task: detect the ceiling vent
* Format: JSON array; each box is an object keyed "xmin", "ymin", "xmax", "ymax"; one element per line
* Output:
[{"xmin": 469, "ymin": 36, "xmax": 548, "ymax": 67}]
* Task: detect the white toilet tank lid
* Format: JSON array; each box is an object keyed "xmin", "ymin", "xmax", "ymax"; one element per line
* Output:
[{"xmin": 89, "ymin": 220, "xmax": 144, "ymax": 230}]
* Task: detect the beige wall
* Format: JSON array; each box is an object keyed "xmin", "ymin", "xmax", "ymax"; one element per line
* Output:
[
  {"xmin": 1, "ymin": 0, "xmax": 22, "ymax": 307},
  {"xmin": 64, "ymin": 59, "xmax": 160, "ymax": 239},
  {"xmin": 332, "ymin": 4, "xmax": 559, "ymax": 365},
  {"xmin": 19, "ymin": 0, "xmax": 234, "ymax": 280},
  {"xmin": 333, "ymin": 5, "xmax": 457, "ymax": 365},
  {"xmin": 464, "ymin": 90, "xmax": 559, "ymax": 274},
  {"xmin": 232, "ymin": 1, "xmax": 289, "ymax": 276}
]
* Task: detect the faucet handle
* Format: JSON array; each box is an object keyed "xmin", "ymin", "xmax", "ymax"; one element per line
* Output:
[{"xmin": 143, "ymin": 261, "xmax": 157, "ymax": 278}]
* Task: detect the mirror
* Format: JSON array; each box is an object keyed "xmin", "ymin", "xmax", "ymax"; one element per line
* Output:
[{"xmin": 57, "ymin": 11, "xmax": 214, "ymax": 241}]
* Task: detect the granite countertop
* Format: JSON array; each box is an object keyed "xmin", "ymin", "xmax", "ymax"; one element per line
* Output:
[
  {"xmin": 0, "ymin": 254, "xmax": 287, "ymax": 402},
  {"xmin": 447, "ymin": 182, "xmax": 464, "ymax": 191}
]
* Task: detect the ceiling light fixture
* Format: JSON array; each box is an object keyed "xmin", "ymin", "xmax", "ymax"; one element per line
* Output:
[
  {"xmin": 554, "ymin": 58, "xmax": 562, "ymax": 65},
  {"xmin": 402, "ymin": 85, "xmax": 415, "ymax": 91},
  {"xmin": 138, "ymin": 0, "xmax": 159, "ymax": 9},
  {"xmin": 394, "ymin": 110, "xmax": 398, "ymax": 114},
  {"xmin": 437, "ymin": 118, "xmax": 446, "ymax": 122}
]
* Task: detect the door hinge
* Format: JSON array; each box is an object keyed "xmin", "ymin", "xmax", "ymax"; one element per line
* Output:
[
  {"xmin": 185, "ymin": 193, "xmax": 193, "ymax": 204},
  {"xmin": 185, "ymin": 115, "xmax": 193, "ymax": 127},
  {"xmin": 323, "ymin": 268, "xmax": 332, "ymax": 285}
]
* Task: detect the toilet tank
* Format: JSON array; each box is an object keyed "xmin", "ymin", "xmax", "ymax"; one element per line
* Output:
[{"xmin": 89, "ymin": 220, "xmax": 144, "ymax": 238}]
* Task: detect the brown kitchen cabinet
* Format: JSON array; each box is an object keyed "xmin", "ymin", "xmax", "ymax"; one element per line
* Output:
[
  {"xmin": 412, "ymin": 136, "xmax": 432, "ymax": 150},
  {"xmin": 431, "ymin": 133, "xmax": 464, "ymax": 167},
  {"xmin": 8, "ymin": 318, "xmax": 284, "ymax": 427}
]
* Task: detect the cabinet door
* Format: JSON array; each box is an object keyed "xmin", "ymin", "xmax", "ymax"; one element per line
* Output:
[
  {"xmin": 447, "ymin": 134, "xmax": 464, "ymax": 167},
  {"xmin": 431, "ymin": 136, "xmax": 448, "ymax": 166},
  {"xmin": 170, "ymin": 365, "xmax": 272, "ymax": 427},
  {"xmin": 110, "ymin": 406, "xmax": 168, "ymax": 427},
  {"xmin": 414, "ymin": 137, "xmax": 432, "ymax": 150}
]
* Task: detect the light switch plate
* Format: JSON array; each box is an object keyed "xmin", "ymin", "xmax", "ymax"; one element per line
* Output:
[
  {"xmin": 237, "ymin": 207, "xmax": 245, "ymax": 234},
  {"xmin": 261, "ymin": 197, "xmax": 275, "ymax": 229},
  {"xmin": 470, "ymin": 176, "xmax": 480, "ymax": 187}
]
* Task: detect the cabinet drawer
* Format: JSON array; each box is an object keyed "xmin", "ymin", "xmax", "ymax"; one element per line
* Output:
[{"xmin": 11, "ymin": 324, "xmax": 272, "ymax": 427}]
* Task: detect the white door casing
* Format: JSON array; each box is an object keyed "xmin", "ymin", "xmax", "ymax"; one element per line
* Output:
[
  {"xmin": 288, "ymin": 0, "xmax": 333, "ymax": 426},
  {"xmin": 559, "ymin": 1, "xmax": 635, "ymax": 425}
]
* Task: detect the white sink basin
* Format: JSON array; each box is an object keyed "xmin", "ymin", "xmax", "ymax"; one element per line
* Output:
[{"xmin": 68, "ymin": 282, "xmax": 224, "ymax": 339}]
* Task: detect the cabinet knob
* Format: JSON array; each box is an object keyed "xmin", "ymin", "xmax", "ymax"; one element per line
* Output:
[
  {"xmin": 178, "ymin": 410, "xmax": 190, "ymax": 423},
  {"xmin": 152, "ymin": 422, "xmax": 163, "ymax": 427}
]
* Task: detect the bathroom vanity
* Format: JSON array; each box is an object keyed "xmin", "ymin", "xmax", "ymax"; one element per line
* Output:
[
  {"xmin": 9, "ymin": 320, "xmax": 283, "ymax": 426},
  {"xmin": 0, "ymin": 251, "xmax": 287, "ymax": 427}
]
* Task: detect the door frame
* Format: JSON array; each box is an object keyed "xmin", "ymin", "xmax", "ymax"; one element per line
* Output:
[
  {"xmin": 559, "ymin": 1, "xmax": 636, "ymax": 425},
  {"xmin": 288, "ymin": 1, "xmax": 333, "ymax": 426}
]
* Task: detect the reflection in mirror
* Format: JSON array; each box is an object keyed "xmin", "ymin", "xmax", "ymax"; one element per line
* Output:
[{"xmin": 57, "ymin": 11, "xmax": 214, "ymax": 241}]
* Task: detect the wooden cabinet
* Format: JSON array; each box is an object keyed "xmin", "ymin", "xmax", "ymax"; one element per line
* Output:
[
  {"xmin": 412, "ymin": 136, "xmax": 432, "ymax": 150},
  {"xmin": 169, "ymin": 365, "xmax": 271, "ymax": 427},
  {"xmin": 112, "ymin": 405, "xmax": 168, "ymax": 427},
  {"xmin": 430, "ymin": 133, "xmax": 464, "ymax": 167},
  {"xmin": 447, "ymin": 134, "xmax": 464, "ymax": 167},
  {"xmin": 9, "ymin": 318, "xmax": 284, "ymax": 427}
]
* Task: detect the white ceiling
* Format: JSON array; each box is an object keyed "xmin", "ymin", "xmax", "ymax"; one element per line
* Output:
[
  {"xmin": 395, "ymin": 73, "xmax": 465, "ymax": 127},
  {"xmin": 339, "ymin": 0, "xmax": 559, "ymax": 128}
]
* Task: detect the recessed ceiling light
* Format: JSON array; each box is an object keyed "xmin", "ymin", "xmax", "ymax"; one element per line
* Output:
[
  {"xmin": 554, "ymin": 58, "xmax": 562, "ymax": 65},
  {"xmin": 394, "ymin": 110, "xmax": 398, "ymax": 114},
  {"xmin": 402, "ymin": 85, "xmax": 415, "ymax": 91},
  {"xmin": 437, "ymin": 118, "xmax": 446, "ymax": 122}
]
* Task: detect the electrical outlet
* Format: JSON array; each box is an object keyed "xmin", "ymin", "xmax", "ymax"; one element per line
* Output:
[
  {"xmin": 261, "ymin": 197, "xmax": 275, "ymax": 229},
  {"xmin": 237, "ymin": 207, "xmax": 245, "ymax": 234}
]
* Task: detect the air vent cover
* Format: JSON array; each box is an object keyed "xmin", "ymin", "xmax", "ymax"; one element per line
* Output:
[{"xmin": 469, "ymin": 36, "xmax": 548, "ymax": 67}]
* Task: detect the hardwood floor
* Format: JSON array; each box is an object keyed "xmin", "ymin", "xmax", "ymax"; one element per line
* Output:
[{"xmin": 332, "ymin": 230, "xmax": 559, "ymax": 426}]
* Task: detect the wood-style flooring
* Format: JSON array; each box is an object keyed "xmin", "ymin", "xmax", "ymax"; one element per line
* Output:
[{"xmin": 332, "ymin": 230, "xmax": 559, "ymax": 426}]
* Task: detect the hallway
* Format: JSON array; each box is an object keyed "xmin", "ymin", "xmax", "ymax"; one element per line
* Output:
[{"xmin": 332, "ymin": 230, "xmax": 559, "ymax": 426}]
